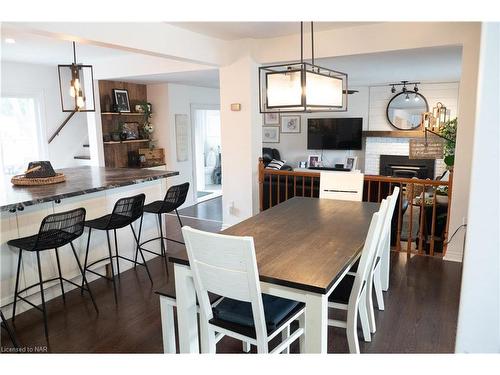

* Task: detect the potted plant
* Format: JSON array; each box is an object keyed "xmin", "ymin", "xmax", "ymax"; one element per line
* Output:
[
  {"xmin": 138, "ymin": 101, "xmax": 154, "ymax": 141},
  {"xmin": 440, "ymin": 117, "xmax": 457, "ymax": 169}
]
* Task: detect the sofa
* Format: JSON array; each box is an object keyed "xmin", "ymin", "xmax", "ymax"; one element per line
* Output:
[{"xmin": 262, "ymin": 148, "xmax": 293, "ymax": 171}]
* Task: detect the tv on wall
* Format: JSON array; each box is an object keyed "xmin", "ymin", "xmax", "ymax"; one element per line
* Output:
[{"xmin": 307, "ymin": 117, "xmax": 363, "ymax": 150}]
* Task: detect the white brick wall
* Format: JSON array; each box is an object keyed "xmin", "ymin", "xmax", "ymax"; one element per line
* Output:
[{"xmin": 364, "ymin": 137, "xmax": 446, "ymax": 178}]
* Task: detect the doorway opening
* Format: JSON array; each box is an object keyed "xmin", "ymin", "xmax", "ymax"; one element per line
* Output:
[{"xmin": 191, "ymin": 104, "xmax": 222, "ymax": 203}]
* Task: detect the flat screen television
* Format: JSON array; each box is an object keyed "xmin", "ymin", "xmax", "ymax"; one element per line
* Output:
[{"xmin": 307, "ymin": 118, "xmax": 363, "ymax": 150}]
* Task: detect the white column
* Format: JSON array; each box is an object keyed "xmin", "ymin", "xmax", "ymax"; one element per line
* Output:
[
  {"xmin": 455, "ymin": 22, "xmax": 500, "ymax": 353},
  {"xmin": 219, "ymin": 55, "xmax": 262, "ymax": 227},
  {"xmin": 86, "ymin": 78, "xmax": 105, "ymax": 167}
]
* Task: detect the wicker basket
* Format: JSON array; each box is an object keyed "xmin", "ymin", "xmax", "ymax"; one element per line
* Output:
[{"xmin": 11, "ymin": 173, "xmax": 66, "ymax": 186}]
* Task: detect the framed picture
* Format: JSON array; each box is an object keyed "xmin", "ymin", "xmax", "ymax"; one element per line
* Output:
[
  {"xmin": 112, "ymin": 89, "xmax": 131, "ymax": 113},
  {"xmin": 264, "ymin": 112, "xmax": 280, "ymax": 125},
  {"xmin": 262, "ymin": 126, "xmax": 280, "ymax": 143},
  {"xmin": 122, "ymin": 122, "xmax": 140, "ymax": 140},
  {"xmin": 298, "ymin": 161, "xmax": 307, "ymax": 168},
  {"xmin": 281, "ymin": 115, "xmax": 301, "ymax": 133},
  {"xmin": 345, "ymin": 156, "xmax": 358, "ymax": 170},
  {"xmin": 308, "ymin": 154, "xmax": 321, "ymax": 168}
]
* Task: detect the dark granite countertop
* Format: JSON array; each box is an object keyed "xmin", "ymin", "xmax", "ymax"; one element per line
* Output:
[{"xmin": 1, "ymin": 166, "xmax": 179, "ymax": 212}]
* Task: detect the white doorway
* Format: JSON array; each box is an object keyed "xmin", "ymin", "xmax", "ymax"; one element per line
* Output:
[{"xmin": 191, "ymin": 104, "xmax": 222, "ymax": 203}]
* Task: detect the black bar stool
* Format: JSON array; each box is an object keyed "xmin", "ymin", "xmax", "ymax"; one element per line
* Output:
[
  {"xmin": 7, "ymin": 208, "xmax": 98, "ymax": 338},
  {"xmin": 137, "ymin": 183, "xmax": 189, "ymax": 272},
  {"xmin": 1, "ymin": 309, "xmax": 20, "ymax": 349},
  {"xmin": 81, "ymin": 193, "xmax": 152, "ymax": 304}
]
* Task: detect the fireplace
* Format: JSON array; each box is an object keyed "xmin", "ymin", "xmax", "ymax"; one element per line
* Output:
[{"xmin": 379, "ymin": 155, "xmax": 435, "ymax": 179}]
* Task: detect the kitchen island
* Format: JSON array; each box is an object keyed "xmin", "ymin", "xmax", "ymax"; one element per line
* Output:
[{"xmin": 1, "ymin": 166, "xmax": 179, "ymax": 318}]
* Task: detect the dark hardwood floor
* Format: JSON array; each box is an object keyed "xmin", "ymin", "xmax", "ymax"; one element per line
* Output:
[
  {"xmin": 1, "ymin": 198, "xmax": 462, "ymax": 354},
  {"xmin": 175, "ymin": 196, "xmax": 223, "ymax": 222}
]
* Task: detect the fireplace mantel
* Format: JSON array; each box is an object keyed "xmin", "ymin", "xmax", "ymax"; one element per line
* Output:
[{"xmin": 362, "ymin": 130, "xmax": 425, "ymax": 138}]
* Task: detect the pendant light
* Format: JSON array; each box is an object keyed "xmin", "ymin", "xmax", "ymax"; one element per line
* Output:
[
  {"xmin": 259, "ymin": 22, "xmax": 348, "ymax": 113},
  {"xmin": 58, "ymin": 42, "xmax": 95, "ymax": 112}
]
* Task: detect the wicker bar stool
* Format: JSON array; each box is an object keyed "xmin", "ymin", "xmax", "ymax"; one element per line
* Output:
[
  {"xmin": 7, "ymin": 208, "xmax": 98, "ymax": 338},
  {"xmin": 81, "ymin": 193, "xmax": 152, "ymax": 304},
  {"xmin": 137, "ymin": 183, "xmax": 189, "ymax": 272}
]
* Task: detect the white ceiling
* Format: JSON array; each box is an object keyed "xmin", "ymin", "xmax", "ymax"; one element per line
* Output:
[
  {"xmin": 0, "ymin": 28, "xmax": 132, "ymax": 65},
  {"xmin": 119, "ymin": 69, "xmax": 220, "ymax": 88},
  {"xmin": 170, "ymin": 22, "xmax": 379, "ymax": 40}
]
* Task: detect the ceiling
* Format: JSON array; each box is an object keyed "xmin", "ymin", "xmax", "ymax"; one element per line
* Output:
[
  {"xmin": 170, "ymin": 22, "xmax": 379, "ymax": 40},
  {"xmin": 118, "ymin": 69, "xmax": 220, "ymax": 88},
  {"xmin": 0, "ymin": 28, "xmax": 132, "ymax": 65}
]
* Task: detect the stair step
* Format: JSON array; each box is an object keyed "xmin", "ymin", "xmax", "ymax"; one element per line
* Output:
[
  {"xmin": 74, "ymin": 155, "xmax": 91, "ymax": 160},
  {"xmin": 83, "ymin": 144, "xmax": 89, "ymax": 148}
]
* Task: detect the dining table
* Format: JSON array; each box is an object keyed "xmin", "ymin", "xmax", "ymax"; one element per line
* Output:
[{"xmin": 168, "ymin": 196, "xmax": 379, "ymax": 353}]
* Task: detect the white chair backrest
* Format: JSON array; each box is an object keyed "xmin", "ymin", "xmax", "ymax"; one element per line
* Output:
[
  {"xmin": 349, "ymin": 199, "xmax": 388, "ymax": 305},
  {"xmin": 319, "ymin": 171, "xmax": 364, "ymax": 201},
  {"xmin": 376, "ymin": 187, "xmax": 400, "ymax": 260},
  {"xmin": 181, "ymin": 226, "xmax": 267, "ymax": 341}
]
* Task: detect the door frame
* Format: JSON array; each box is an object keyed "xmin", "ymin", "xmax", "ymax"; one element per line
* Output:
[{"xmin": 189, "ymin": 103, "xmax": 221, "ymax": 204}]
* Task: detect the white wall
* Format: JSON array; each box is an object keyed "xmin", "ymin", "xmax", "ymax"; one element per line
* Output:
[
  {"xmin": 262, "ymin": 86, "xmax": 368, "ymax": 170},
  {"xmin": 1, "ymin": 61, "xmax": 89, "ymax": 168},
  {"xmin": 147, "ymin": 83, "xmax": 220, "ymax": 207},
  {"xmin": 455, "ymin": 22, "xmax": 500, "ymax": 353}
]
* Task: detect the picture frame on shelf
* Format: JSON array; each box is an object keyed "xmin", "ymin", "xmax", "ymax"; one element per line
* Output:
[
  {"xmin": 112, "ymin": 89, "xmax": 131, "ymax": 113},
  {"xmin": 262, "ymin": 126, "xmax": 280, "ymax": 143},
  {"xmin": 281, "ymin": 115, "xmax": 301, "ymax": 133},
  {"xmin": 345, "ymin": 156, "xmax": 358, "ymax": 170},
  {"xmin": 307, "ymin": 155, "xmax": 321, "ymax": 168},
  {"xmin": 122, "ymin": 122, "xmax": 140, "ymax": 140},
  {"xmin": 264, "ymin": 112, "xmax": 280, "ymax": 125}
]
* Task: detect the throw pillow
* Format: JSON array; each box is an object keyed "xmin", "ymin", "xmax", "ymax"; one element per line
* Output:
[{"xmin": 266, "ymin": 159, "xmax": 285, "ymax": 170}]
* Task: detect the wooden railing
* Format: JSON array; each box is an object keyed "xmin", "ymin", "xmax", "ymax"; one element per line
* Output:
[{"xmin": 258, "ymin": 158, "xmax": 452, "ymax": 257}]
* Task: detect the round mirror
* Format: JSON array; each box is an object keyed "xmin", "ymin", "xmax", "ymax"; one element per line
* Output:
[{"xmin": 386, "ymin": 91, "xmax": 429, "ymax": 130}]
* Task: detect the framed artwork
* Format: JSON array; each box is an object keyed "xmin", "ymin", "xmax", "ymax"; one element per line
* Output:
[
  {"xmin": 262, "ymin": 126, "xmax": 280, "ymax": 143},
  {"xmin": 345, "ymin": 156, "xmax": 358, "ymax": 170},
  {"xmin": 264, "ymin": 112, "xmax": 280, "ymax": 125},
  {"xmin": 281, "ymin": 115, "xmax": 301, "ymax": 133},
  {"xmin": 308, "ymin": 155, "xmax": 321, "ymax": 168},
  {"xmin": 112, "ymin": 89, "xmax": 131, "ymax": 113},
  {"xmin": 122, "ymin": 122, "xmax": 140, "ymax": 140}
]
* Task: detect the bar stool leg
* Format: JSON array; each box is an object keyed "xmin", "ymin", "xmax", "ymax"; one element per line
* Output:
[
  {"xmin": 158, "ymin": 213, "xmax": 169, "ymax": 275},
  {"xmin": 106, "ymin": 230, "xmax": 118, "ymax": 304},
  {"xmin": 130, "ymin": 217, "xmax": 153, "ymax": 284},
  {"xmin": 81, "ymin": 227, "xmax": 92, "ymax": 295},
  {"xmin": 11, "ymin": 249, "xmax": 22, "ymax": 322},
  {"xmin": 175, "ymin": 209, "xmax": 183, "ymax": 228},
  {"xmin": 69, "ymin": 242, "xmax": 99, "ymax": 313},
  {"xmin": 114, "ymin": 229, "xmax": 121, "ymax": 277},
  {"xmin": 35, "ymin": 250, "xmax": 49, "ymax": 339},
  {"xmin": 54, "ymin": 247, "xmax": 65, "ymax": 302}
]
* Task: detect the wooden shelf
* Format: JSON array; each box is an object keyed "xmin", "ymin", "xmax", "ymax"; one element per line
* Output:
[
  {"xmin": 103, "ymin": 139, "xmax": 150, "ymax": 145},
  {"xmin": 101, "ymin": 112, "xmax": 147, "ymax": 116},
  {"xmin": 362, "ymin": 130, "xmax": 425, "ymax": 138}
]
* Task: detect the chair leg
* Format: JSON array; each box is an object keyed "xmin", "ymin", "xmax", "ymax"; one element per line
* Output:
[
  {"xmin": 358, "ymin": 288, "xmax": 372, "ymax": 343},
  {"xmin": 175, "ymin": 209, "xmax": 183, "ymax": 228},
  {"xmin": 242, "ymin": 341, "xmax": 251, "ymax": 353},
  {"xmin": 381, "ymin": 234, "xmax": 390, "ymax": 291},
  {"xmin": 54, "ymin": 247, "xmax": 65, "ymax": 301},
  {"xmin": 131, "ymin": 217, "xmax": 153, "ymax": 284},
  {"xmin": 114, "ymin": 229, "xmax": 121, "ymax": 277},
  {"xmin": 106, "ymin": 230, "xmax": 118, "ymax": 304},
  {"xmin": 298, "ymin": 312, "xmax": 306, "ymax": 353},
  {"xmin": 346, "ymin": 301, "xmax": 360, "ymax": 354},
  {"xmin": 158, "ymin": 213, "xmax": 169, "ymax": 274},
  {"xmin": 70, "ymin": 242, "xmax": 99, "ymax": 313},
  {"xmin": 1, "ymin": 310, "xmax": 20, "ymax": 348},
  {"xmin": 11, "ymin": 249, "xmax": 22, "ymax": 322},
  {"xmin": 81, "ymin": 227, "xmax": 92, "ymax": 295},
  {"xmin": 374, "ymin": 265, "xmax": 385, "ymax": 311},
  {"xmin": 35, "ymin": 250, "xmax": 49, "ymax": 339}
]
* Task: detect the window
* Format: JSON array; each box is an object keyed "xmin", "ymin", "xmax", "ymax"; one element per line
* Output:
[{"xmin": 0, "ymin": 94, "xmax": 46, "ymax": 178}]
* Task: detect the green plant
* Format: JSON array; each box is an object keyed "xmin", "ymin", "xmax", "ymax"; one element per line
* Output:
[
  {"xmin": 138, "ymin": 101, "xmax": 153, "ymax": 140},
  {"xmin": 440, "ymin": 117, "xmax": 457, "ymax": 168}
]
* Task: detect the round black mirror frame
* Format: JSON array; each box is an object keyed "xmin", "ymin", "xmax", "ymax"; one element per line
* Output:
[{"xmin": 386, "ymin": 91, "xmax": 429, "ymax": 130}]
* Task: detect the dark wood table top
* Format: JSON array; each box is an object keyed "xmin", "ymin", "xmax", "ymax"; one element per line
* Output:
[
  {"xmin": 169, "ymin": 197, "xmax": 379, "ymax": 294},
  {"xmin": 0, "ymin": 166, "xmax": 179, "ymax": 212}
]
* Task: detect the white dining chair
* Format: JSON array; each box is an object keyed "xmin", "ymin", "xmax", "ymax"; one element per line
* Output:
[
  {"xmin": 182, "ymin": 226, "xmax": 305, "ymax": 354},
  {"xmin": 380, "ymin": 187, "xmax": 400, "ymax": 292},
  {"xmin": 327, "ymin": 199, "xmax": 388, "ymax": 353},
  {"xmin": 319, "ymin": 171, "xmax": 364, "ymax": 201}
]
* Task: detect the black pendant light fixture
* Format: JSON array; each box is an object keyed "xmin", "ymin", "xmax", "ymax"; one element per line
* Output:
[
  {"xmin": 259, "ymin": 22, "xmax": 348, "ymax": 113},
  {"xmin": 58, "ymin": 41, "xmax": 95, "ymax": 112}
]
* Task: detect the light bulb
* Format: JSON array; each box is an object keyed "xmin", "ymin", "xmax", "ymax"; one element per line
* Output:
[
  {"xmin": 405, "ymin": 93, "xmax": 410, "ymax": 101},
  {"xmin": 69, "ymin": 82, "xmax": 76, "ymax": 97},
  {"xmin": 73, "ymin": 78, "xmax": 81, "ymax": 91},
  {"xmin": 414, "ymin": 94, "xmax": 420, "ymax": 102},
  {"xmin": 76, "ymin": 95, "xmax": 85, "ymax": 109}
]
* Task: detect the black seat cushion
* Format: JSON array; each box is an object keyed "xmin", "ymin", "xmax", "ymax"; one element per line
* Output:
[
  {"xmin": 8, "ymin": 229, "xmax": 77, "ymax": 251},
  {"xmin": 210, "ymin": 294, "xmax": 303, "ymax": 339},
  {"xmin": 85, "ymin": 213, "xmax": 133, "ymax": 230},
  {"xmin": 328, "ymin": 274, "xmax": 355, "ymax": 304},
  {"xmin": 143, "ymin": 200, "xmax": 178, "ymax": 214}
]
